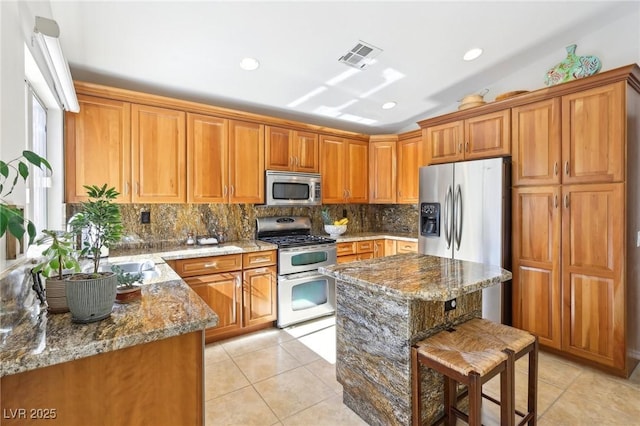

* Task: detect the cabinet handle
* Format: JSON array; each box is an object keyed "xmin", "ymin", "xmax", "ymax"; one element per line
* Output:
[
  {"xmin": 554, "ymin": 162, "xmax": 558, "ymax": 176},
  {"xmin": 564, "ymin": 194, "xmax": 569, "ymax": 208},
  {"xmin": 347, "ymin": 189, "xmax": 351, "ymax": 198},
  {"xmin": 251, "ymin": 257, "xmax": 270, "ymax": 263},
  {"xmin": 203, "ymin": 262, "xmax": 218, "ymax": 268},
  {"xmin": 295, "ymin": 157, "xmax": 299, "ymax": 167},
  {"xmin": 124, "ymin": 182, "xmax": 130, "ymax": 195},
  {"xmin": 564, "ymin": 161, "xmax": 569, "ymax": 175},
  {"xmin": 223, "ymin": 185, "xmax": 228, "ymax": 196},
  {"xmin": 230, "ymin": 185, "xmax": 235, "ymax": 196},
  {"xmin": 554, "ymin": 195, "xmax": 558, "ymax": 208},
  {"xmin": 290, "ymin": 156, "xmax": 294, "ymax": 167},
  {"xmin": 458, "ymin": 143, "xmax": 462, "ymax": 153},
  {"xmin": 465, "ymin": 142, "xmax": 469, "ymax": 152}
]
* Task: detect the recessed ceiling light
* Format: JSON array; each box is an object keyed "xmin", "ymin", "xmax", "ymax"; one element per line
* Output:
[
  {"xmin": 240, "ymin": 57, "xmax": 260, "ymax": 71},
  {"xmin": 463, "ymin": 48, "xmax": 483, "ymax": 61},
  {"xmin": 382, "ymin": 101, "xmax": 397, "ymax": 110}
]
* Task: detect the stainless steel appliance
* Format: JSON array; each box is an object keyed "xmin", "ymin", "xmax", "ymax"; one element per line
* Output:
[
  {"xmin": 256, "ymin": 216, "xmax": 336, "ymax": 327},
  {"xmin": 265, "ymin": 170, "xmax": 322, "ymax": 206},
  {"xmin": 418, "ymin": 157, "xmax": 511, "ymax": 323}
]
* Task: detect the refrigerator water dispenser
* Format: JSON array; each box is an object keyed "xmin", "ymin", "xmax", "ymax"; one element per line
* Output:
[{"xmin": 420, "ymin": 202, "xmax": 440, "ymax": 237}]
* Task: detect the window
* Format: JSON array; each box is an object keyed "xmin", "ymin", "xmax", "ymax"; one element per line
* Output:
[{"xmin": 27, "ymin": 86, "xmax": 48, "ymax": 234}]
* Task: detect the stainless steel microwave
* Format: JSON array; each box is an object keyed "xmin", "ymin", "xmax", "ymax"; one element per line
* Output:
[{"xmin": 265, "ymin": 170, "xmax": 322, "ymax": 206}]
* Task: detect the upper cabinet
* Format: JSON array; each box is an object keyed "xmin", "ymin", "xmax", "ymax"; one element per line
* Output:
[
  {"xmin": 396, "ymin": 131, "xmax": 424, "ymax": 204},
  {"xmin": 320, "ymin": 135, "xmax": 368, "ymax": 204},
  {"xmin": 561, "ymin": 82, "xmax": 624, "ymax": 184},
  {"xmin": 187, "ymin": 113, "xmax": 228, "ymax": 203},
  {"xmin": 423, "ymin": 109, "xmax": 510, "ymax": 164},
  {"xmin": 368, "ymin": 136, "xmax": 397, "ymax": 204},
  {"xmin": 229, "ymin": 120, "xmax": 265, "ymax": 203},
  {"xmin": 65, "ymin": 95, "xmax": 131, "ymax": 203},
  {"xmin": 265, "ymin": 126, "xmax": 319, "ymax": 173},
  {"xmin": 131, "ymin": 104, "xmax": 186, "ymax": 203}
]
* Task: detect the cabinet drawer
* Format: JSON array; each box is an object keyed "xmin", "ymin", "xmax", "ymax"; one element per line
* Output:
[
  {"xmin": 396, "ymin": 241, "xmax": 418, "ymax": 254},
  {"xmin": 357, "ymin": 252, "xmax": 374, "ymax": 261},
  {"xmin": 356, "ymin": 240, "xmax": 374, "ymax": 253},
  {"xmin": 174, "ymin": 254, "xmax": 242, "ymax": 277},
  {"xmin": 337, "ymin": 242, "xmax": 357, "ymax": 256},
  {"xmin": 243, "ymin": 250, "xmax": 277, "ymax": 269},
  {"xmin": 337, "ymin": 254, "xmax": 358, "ymax": 264}
]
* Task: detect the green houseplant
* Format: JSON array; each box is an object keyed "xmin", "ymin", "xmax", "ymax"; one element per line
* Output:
[
  {"xmin": 32, "ymin": 230, "xmax": 81, "ymax": 313},
  {"xmin": 112, "ymin": 264, "xmax": 143, "ymax": 304},
  {"xmin": 0, "ymin": 151, "xmax": 51, "ymax": 245},
  {"xmin": 66, "ymin": 184, "xmax": 123, "ymax": 323}
]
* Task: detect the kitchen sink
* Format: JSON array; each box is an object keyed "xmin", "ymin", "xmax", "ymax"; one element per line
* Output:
[{"xmin": 85, "ymin": 259, "xmax": 160, "ymax": 282}]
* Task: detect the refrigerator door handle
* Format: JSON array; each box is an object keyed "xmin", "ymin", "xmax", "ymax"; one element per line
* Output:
[
  {"xmin": 444, "ymin": 185, "xmax": 453, "ymax": 249},
  {"xmin": 454, "ymin": 184, "xmax": 462, "ymax": 250}
]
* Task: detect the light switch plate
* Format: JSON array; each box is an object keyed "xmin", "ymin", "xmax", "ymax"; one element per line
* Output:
[{"xmin": 637, "ymin": 231, "xmax": 640, "ymax": 248}]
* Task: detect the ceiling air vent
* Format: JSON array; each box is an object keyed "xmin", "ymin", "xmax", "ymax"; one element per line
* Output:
[{"xmin": 338, "ymin": 41, "xmax": 382, "ymax": 70}]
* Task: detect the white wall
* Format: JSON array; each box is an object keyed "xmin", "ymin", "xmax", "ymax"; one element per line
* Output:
[{"xmin": 0, "ymin": 0, "xmax": 62, "ymax": 271}]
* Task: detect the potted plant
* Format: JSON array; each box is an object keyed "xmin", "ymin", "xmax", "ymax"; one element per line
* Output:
[
  {"xmin": 66, "ymin": 184, "xmax": 123, "ymax": 323},
  {"xmin": 112, "ymin": 264, "xmax": 143, "ymax": 304},
  {"xmin": 0, "ymin": 151, "xmax": 51, "ymax": 245},
  {"xmin": 32, "ymin": 230, "xmax": 81, "ymax": 313}
]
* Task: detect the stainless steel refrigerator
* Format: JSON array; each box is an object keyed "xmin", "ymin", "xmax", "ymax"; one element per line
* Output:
[{"xmin": 418, "ymin": 157, "xmax": 511, "ymax": 323}]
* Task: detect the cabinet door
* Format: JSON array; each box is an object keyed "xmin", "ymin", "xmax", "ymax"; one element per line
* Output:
[
  {"xmin": 346, "ymin": 139, "xmax": 369, "ymax": 203},
  {"xmin": 512, "ymin": 99, "xmax": 561, "ymax": 186},
  {"xmin": 131, "ymin": 104, "xmax": 186, "ymax": 203},
  {"xmin": 512, "ymin": 186, "xmax": 562, "ymax": 349},
  {"xmin": 187, "ymin": 113, "xmax": 228, "ymax": 203},
  {"xmin": 385, "ymin": 240, "xmax": 397, "ymax": 256},
  {"xmin": 397, "ymin": 136, "xmax": 422, "ymax": 204},
  {"xmin": 424, "ymin": 121, "xmax": 464, "ymax": 164},
  {"xmin": 369, "ymin": 140, "xmax": 396, "ymax": 203},
  {"xmin": 185, "ymin": 272, "xmax": 242, "ymax": 339},
  {"xmin": 373, "ymin": 239, "xmax": 385, "ymax": 258},
  {"xmin": 65, "ymin": 95, "xmax": 131, "ymax": 203},
  {"xmin": 293, "ymin": 131, "xmax": 319, "ymax": 173},
  {"xmin": 265, "ymin": 126, "xmax": 293, "ymax": 171},
  {"xmin": 464, "ymin": 110, "xmax": 511, "ymax": 160},
  {"xmin": 396, "ymin": 241, "xmax": 418, "ymax": 254},
  {"xmin": 229, "ymin": 120, "xmax": 264, "ymax": 203},
  {"xmin": 561, "ymin": 183, "xmax": 624, "ymax": 368},
  {"xmin": 243, "ymin": 266, "xmax": 277, "ymax": 327},
  {"xmin": 561, "ymin": 82, "xmax": 624, "ymax": 184},
  {"xmin": 320, "ymin": 135, "xmax": 347, "ymax": 203}
]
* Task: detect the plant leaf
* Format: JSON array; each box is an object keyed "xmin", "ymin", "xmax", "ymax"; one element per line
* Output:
[{"xmin": 0, "ymin": 161, "xmax": 8, "ymax": 178}]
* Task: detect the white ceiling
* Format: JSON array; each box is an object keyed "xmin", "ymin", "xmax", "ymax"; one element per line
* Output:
[{"xmin": 48, "ymin": 1, "xmax": 636, "ymax": 134}]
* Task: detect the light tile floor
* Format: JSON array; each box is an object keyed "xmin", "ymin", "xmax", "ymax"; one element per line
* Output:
[{"xmin": 204, "ymin": 317, "xmax": 640, "ymax": 425}]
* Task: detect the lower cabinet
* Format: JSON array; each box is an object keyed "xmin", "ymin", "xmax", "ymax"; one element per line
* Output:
[
  {"xmin": 338, "ymin": 238, "xmax": 418, "ymax": 263},
  {"xmin": 170, "ymin": 250, "xmax": 277, "ymax": 342}
]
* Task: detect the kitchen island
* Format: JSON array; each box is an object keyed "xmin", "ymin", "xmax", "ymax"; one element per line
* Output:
[{"xmin": 319, "ymin": 253, "xmax": 512, "ymax": 426}]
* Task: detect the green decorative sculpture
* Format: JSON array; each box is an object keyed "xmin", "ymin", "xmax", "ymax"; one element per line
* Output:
[{"xmin": 544, "ymin": 44, "xmax": 602, "ymax": 86}]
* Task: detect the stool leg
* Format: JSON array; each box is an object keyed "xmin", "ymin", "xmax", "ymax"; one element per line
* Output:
[
  {"xmin": 411, "ymin": 346, "xmax": 421, "ymax": 426},
  {"xmin": 443, "ymin": 376, "xmax": 457, "ymax": 426},
  {"xmin": 501, "ymin": 350, "xmax": 515, "ymax": 426},
  {"xmin": 468, "ymin": 371, "xmax": 482, "ymax": 426},
  {"xmin": 527, "ymin": 339, "xmax": 539, "ymax": 425}
]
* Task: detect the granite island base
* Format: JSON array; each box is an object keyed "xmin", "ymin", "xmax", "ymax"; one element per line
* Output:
[{"xmin": 320, "ymin": 253, "xmax": 512, "ymax": 426}]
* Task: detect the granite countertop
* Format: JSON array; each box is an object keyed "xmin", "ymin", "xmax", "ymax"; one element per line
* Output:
[
  {"xmin": 332, "ymin": 232, "xmax": 418, "ymax": 243},
  {"xmin": 0, "ymin": 240, "xmax": 278, "ymax": 378},
  {"xmin": 319, "ymin": 253, "xmax": 511, "ymax": 302}
]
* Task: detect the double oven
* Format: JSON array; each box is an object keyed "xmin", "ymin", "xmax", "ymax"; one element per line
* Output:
[{"xmin": 256, "ymin": 217, "xmax": 336, "ymax": 328}]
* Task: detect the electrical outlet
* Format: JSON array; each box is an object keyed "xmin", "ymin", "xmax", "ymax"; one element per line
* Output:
[
  {"xmin": 342, "ymin": 209, "xmax": 347, "ymax": 218},
  {"xmin": 141, "ymin": 211, "xmax": 151, "ymax": 224},
  {"xmin": 444, "ymin": 298, "xmax": 457, "ymax": 312}
]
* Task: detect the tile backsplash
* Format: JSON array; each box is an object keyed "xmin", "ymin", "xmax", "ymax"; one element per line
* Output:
[{"xmin": 67, "ymin": 203, "xmax": 419, "ymax": 248}]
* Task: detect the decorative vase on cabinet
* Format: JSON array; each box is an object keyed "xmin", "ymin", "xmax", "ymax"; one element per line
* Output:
[{"xmin": 544, "ymin": 44, "xmax": 601, "ymax": 86}]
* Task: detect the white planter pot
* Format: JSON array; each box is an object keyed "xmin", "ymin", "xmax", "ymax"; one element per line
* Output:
[{"xmin": 65, "ymin": 272, "xmax": 117, "ymax": 323}]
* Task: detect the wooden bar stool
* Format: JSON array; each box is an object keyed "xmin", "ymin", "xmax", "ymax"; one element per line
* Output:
[
  {"xmin": 411, "ymin": 324, "xmax": 515, "ymax": 426},
  {"xmin": 456, "ymin": 318, "xmax": 538, "ymax": 426}
]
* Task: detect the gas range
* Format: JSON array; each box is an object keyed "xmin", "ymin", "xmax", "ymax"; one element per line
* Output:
[
  {"xmin": 256, "ymin": 216, "xmax": 335, "ymax": 249},
  {"xmin": 258, "ymin": 234, "xmax": 335, "ymax": 249}
]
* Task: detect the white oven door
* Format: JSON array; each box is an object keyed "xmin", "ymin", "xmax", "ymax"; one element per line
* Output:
[{"xmin": 277, "ymin": 271, "xmax": 336, "ymax": 328}]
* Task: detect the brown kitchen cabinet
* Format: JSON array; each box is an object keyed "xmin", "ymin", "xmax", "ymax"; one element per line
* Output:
[
  {"xmin": 66, "ymin": 95, "xmax": 189, "ymax": 204},
  {"xmin": 368, "ymin": 136, "xmax": 397, "ymax": 204},
  {"xmin": 131, "ymin": 104, "xmax": 187, "ymax": 203},
  {"xmin": 265, "ymin": 126, "xmax": 319, "ymax": 173},
  {"xmin": 396, "ymin": 130, "xmax": 423, "ymax": 204},
  {"xmin": 173, "ymin": 250, "xmax": 277, "ymax": 342},
  {"xmin": 510, "ymin": 69, "xmax": 639, "ymax": 377},
  {"xmin": 512, "ymin": 186, "xmax": 562, "ymax": 350},
  {"xmin": 423, "ymin": 109, "xmax": 510, "ymax": 164},
  {"xmin": 395, "ymin": 240, "xmax": 418, "ymax": 254},
  {"xmin": 373, "ymin": 239, "xmax": 385, "ymax": 258},
  {"xmin": 320, "ymin": 135, "xmax": 369, "ymax": 203},
  {"xmin": 65, "ymin": 95, "xmax": 131, "ymax": 203},
  {"xmin": 336, "ymin": 240, "xmax": 374, "ymax": 263},
  {"xmin": 186, "ymin": 116, "xmax": 264, "ymax": 203}
]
